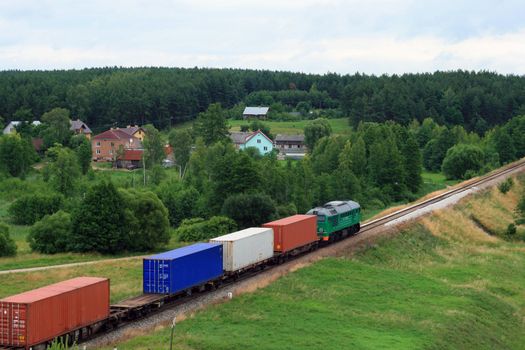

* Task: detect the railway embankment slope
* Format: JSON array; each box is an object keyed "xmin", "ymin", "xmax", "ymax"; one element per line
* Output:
[{"xmin": 103, "ymin": 173, "xmax": 525, "ymax": 350}]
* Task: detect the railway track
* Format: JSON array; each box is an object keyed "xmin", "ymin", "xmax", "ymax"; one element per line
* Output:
[
  {"xmin": 4, "ymin": 158, "xmax": 525, "ymax": 350},
  {"xmin": 361, "ymin": 158, "xmax": 525, "ymax": 232}
]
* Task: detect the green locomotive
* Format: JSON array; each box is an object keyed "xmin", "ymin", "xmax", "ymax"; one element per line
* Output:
[{"xmin": 307, "ymin": 200, "xmax": 361, "ymax": 241}]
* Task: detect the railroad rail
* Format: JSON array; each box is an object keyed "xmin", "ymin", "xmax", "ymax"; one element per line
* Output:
[{"xmin": 3, "ymin": 158, "xmax": 524, "ymax": 350}]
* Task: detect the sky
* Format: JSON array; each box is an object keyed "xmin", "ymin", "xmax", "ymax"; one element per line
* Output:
[{"xmin": 0, "ymin": 0, "xmax": 524, "ymax": 75}]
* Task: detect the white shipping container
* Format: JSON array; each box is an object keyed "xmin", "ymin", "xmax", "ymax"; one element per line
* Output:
[{"xmin": 210, "ymin": 227, "xmax": 274, "ymax": 272}]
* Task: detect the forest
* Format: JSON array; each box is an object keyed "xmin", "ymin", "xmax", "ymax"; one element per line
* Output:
[
  {"xmin": 1, "ymin": 68, "xmax": 525, "ymax": 133},
  {"xmin": 1, "ymin": 68, "xmax": 525, "ymax": 259}
]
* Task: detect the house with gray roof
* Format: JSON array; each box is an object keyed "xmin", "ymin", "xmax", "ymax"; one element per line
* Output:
[
  {"xmin": 70, "ymin": 119, "xmax": 92, "ymax": 139},
  {"xmin": 3, "ymin": 121, "xmax": 41, "ymax": 135},
  {"xmin": 229, "ymin": 130, "xmax": 273, "ymax": 155},
  {"xmin": 243, "ymin": 106, "xmax": 269, "ymax": 120},
  {"xmin": 275, "ymin": 134, "xmax": 306, "ymax": 158}
]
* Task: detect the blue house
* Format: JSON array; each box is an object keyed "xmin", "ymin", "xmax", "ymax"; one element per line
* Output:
[{"xmin": 230, "ymin": 130, "xmax": 274, "ymax": 155}]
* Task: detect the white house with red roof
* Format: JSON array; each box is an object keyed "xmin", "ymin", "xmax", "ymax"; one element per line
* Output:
[{"xmin": 229, "ymin": 130, "xmax": 273, "ymax": 155}]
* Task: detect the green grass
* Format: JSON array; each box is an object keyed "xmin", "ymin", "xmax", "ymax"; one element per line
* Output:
[
  {"xmin": 103, "ymin": 218, "xmax": 525, "ymax": 349},
  {"xmin": 227, "ymin": 118, "xmax": 351, "ymax": 135}
]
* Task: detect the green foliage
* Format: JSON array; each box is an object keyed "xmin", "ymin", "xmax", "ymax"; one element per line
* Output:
[
  {"xmin": 0, "ymin": 223, "xmax": 17, "ymax": 257},
  {"xmin": 47, "ymin": 146, "xmax": 81, "ymax": 195},
  {"xmin": 276, "ymin": 203, "xmax": 297, "ymax": 218},
  {"xmin": 498, "ymin": 178, "xmax": 514, "ymax": 194},
  {"xmin": 70, "ymin": 181, "xmax": 127, "ymax": 254},
  {"xmin": 71, "ymin": 135, "xmax": 92, "ymax": 174},
  {"xmin": 193, "ymin": 103, "xmax": 229, "ymax": 146},
  {"xmin": 517, "ymin": 191, "xmax": 525, "ymax": 218},
  {"xmin": 402, "ymin": 133, "xmax": 423, "ymax": 192},
  {"xmin": 157, "ymin": 183, "xmax": 199, "ymax": 227},
  {"xmin": 249, "ymin": 120, "xmax": 273, "ymax": 140},
  {"xmin": 168, "ymin": 128, "xmax": 193, "ymax": 171},
  {"xmin": 27, "ymin": 211, "xmax": 72, "ymax": 254},
  {"xmin": 221, "ymin": 192, "xmax": 278, "ymax": 229},
  {"xmin": 119, "ymin": 189, "xmax": 170, "ymax": 251},
  {"xmin": 304, "ymin": 118, "xmax": 332, "ymax": 151},
  {"xmin": 8, "ymin": 193, "xmax": 63, "ymax": 225},
  {"xmin": 41, "ymin": 108, "xmax": 73, "ymax": 147},
  {"xmin": 0, "ymin": 134, "xmax": 36, "ymax": 178},
  {"xmin": 149, "ymin": 164, "xmax": 166, "ymax": 185},
  {"xmin": 143, "ymin": 124, "xmax": 165, "ymax": 167},
  {"xmin": 46, "ymin": 336, "xmax": 78, "ymax": 350},
  {"xmin": 175, "ymin": 216, "xmax": 237, "ymax": 242},
  {"xmin": 442, "ymin": 144, "xmax": 485, "ymax": 179}
]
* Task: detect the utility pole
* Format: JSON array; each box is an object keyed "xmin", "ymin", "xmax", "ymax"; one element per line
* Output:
[{"xmin": 169, "ymin": 317, "xmax": 176, "ymax": 350}]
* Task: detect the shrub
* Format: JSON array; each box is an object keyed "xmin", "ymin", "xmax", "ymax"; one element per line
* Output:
[
  {"xmin": 498, "ymin": 178, "xmax": 514, "ymax": 194},
  {"xmin": 0, "ymin": 223, "xmax": 17, "ymax": 257},
  {"xmin": 175, "ymin": 216, "xmax": 237, "ymax": 242},
  {"xmin": 442, "ymin": 144, "xmax": 485, "ymax": 179},
  {"xmin": 276, "ymin": 203, "xmax": 297, "ymax": 218},
  {"xmin": 119, "ymin": 189, "xmax": 170, "ymax": 251},
  {"xmin": 506, "ymin": 223, "xmax": 517, "ymax": 236},
  {"xmin": 27, "ymin": 211, "xmax": 71, "ymax": 254},
  {"xmin": 9, "ymin": 193, "xmax": 63, "ymax": 225}
]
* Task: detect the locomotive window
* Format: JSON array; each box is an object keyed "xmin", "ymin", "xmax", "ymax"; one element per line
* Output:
[{"xmin": 317, "ymin": 215, "xmax": 326, "ymax": 223}]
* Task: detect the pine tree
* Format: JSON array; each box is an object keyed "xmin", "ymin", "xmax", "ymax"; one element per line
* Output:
[{"xmin": 402, "ymin": 133, "xmax": 423, "ymax": 192}]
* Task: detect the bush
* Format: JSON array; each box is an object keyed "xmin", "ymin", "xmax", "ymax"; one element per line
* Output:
[
  {"xmin": 276, "ymin": 203, "xmax": 297, "ymax": 218},
  {"xmin": 157, "ymin": 184, "xmax": 199, "ymax": 227},
  {"xmin": 442, "ymin": 144, "xmax": 485, "ymax": 180},
  {"xmin": 0, "ymin": 223, "xmax": 17, "ymax": 256},
  {"xmin": 506, "ymin": 223, "xmax": 517, "ymax": 236},
  {"xmin": 498, "ymin": 178, "xmax": 514, "ymax": 194},
  {"xmin": 119, "ymin": 189, "xmax": 170, "ymax": 251},
  {"xmin": 9, "ymin": 193, "xmax": 63, "ymax": 225},
  {"xmin": 27, "ymin": 211, "xmax": 71, "ymax": 254},
  {"xmin": 175, "ymin": 216, "xmax": 237, "ymax": 242}
]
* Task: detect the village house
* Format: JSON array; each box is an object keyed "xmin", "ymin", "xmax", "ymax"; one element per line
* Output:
[
  {"xmin": 229, "ymin": 130, "xmax": 274, "ymax": 155},
  {"xmin": 2, "ymin": 121, "xmax": 41, "ymax": 134},
  {"xmin": 243, "ymin": 106, "xmax": 269, "ymax": 120},
  {"xmin": 275, "ymin": 134, "xmax": 307, "ymax": 158},
  {"xmin": 70, "ymin": 119, "xmax": 92, "ymax": 139},
  {"xmin": 92, "ymin": 128, "xmax": 142, "ymax": 162}
]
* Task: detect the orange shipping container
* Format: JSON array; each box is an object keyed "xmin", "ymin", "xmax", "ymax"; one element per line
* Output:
[
  {"xmin": 263, "ymin": 214, "xmax": 318, "ymax": 253},
  {"xmin": 0, "ymin": 277, "xmax": 109, "ymax": 349}
]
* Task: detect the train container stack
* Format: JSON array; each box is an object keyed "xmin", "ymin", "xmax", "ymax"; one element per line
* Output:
[
  {"xmin": 0, "ymin": 277, "xmax": 109, "ymax": 350},
  {"xmin": 210, "ymin": 227, "xmax": 274, "ymax": 272},
  {"xmin": 143, "ymin": 243, "xmax": 223, "ymax": 294},
  {"xmin": 263, "ymin": 214, "xmax": 318, "ymax": 253}
]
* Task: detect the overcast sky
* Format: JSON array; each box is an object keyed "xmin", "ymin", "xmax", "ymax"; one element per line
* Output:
[{"xmin": 0, "ymin": 0, "xmax": 524, "ymax": 74}]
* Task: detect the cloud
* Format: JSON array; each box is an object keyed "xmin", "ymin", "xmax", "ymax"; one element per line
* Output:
[{"xmin": 0, "ymin": 1, "xmax": 524, "ymax": 74}]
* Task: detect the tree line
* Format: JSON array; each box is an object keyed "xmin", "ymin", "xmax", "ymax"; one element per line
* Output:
[{"xmin": 1, "ymin": 68, "xmax": 525, "ymax": 133}]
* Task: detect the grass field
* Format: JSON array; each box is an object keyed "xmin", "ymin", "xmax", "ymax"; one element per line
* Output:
[
  {"xmin": 228, "ymin": 118, "xmax": 351, "ymax": 135},
  {"xmin": 100, "ymin": 175, "xmax": 525, "ymax": 350}
]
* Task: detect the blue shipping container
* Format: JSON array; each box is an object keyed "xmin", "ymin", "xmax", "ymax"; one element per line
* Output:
[{"xmin": 143, "ymin": 243, "xmax": 223, "ymax": 294}]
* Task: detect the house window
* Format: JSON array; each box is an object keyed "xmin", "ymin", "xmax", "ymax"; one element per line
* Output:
[
  {"xmin": 96, "ymin": 149, "xmax": 101, "ymax": 154},
  {"xmin": 263, "ymin": 146, "xmax": 268, "ymax": 151},
  {"xmin": 109, "ymin": 150, "xmax": 113, "ymax": 155},
  {"xmin": 96, "ymin": 141, "xmax": 101, "ymax": 147},
  {"xmin": 256, "ymin": 139, "xmax": 261, "ymax": 143},
  {"xmin": 288, "ymin": 144, "xmax": 292, "ymax": 148}
]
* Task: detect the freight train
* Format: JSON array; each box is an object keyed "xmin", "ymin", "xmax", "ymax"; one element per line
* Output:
[{"xmin": 0, "ymin": 200, "xmax": 360, "ymax": 350}]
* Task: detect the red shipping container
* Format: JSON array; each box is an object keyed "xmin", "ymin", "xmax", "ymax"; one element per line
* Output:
[
  {"xmin": 263, "ymin": 214, "xmax": 318, "ymax": 253},
  {"xmin": 0, "ymin": 277, "xmax": 109, "ymax": 349}
]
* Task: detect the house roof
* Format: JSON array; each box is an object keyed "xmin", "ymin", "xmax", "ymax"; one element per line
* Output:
[
  {"xmin": 275, "ymin": 134, "xmax": 305, "ymax": 143},
  {"xmin": 229, "ymin": 132, "xmax": 252, "ymax": 144},
  {"xmin": 93, "ymin": 129, "xmax": 135, "ymax": 141},
  {"xmin": 229, "ymin": 130, "xmax": 272, "ymax": 145},
  {"xmin": 243, "ymin": 107, "xmax": 269, "ymax": 115},
  {"xmin": 119, "ymin": 126, "xmax": 143, "ymax": 136},
  {"xmin": 119, "ymin": 149, "xmax": 143, "ymax": 161},
  {"xmin": 32, "ymin": 138, "xmax": 43, "ymax": 152},
  {"xmin": 70, "ymin": 119, "xmax": 92, "ymax": 134}
]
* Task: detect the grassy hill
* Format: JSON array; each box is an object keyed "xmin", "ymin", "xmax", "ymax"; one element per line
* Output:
[{"xmin": 102, "ymin": 174, "xmax": 525, "ymax": 350}]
